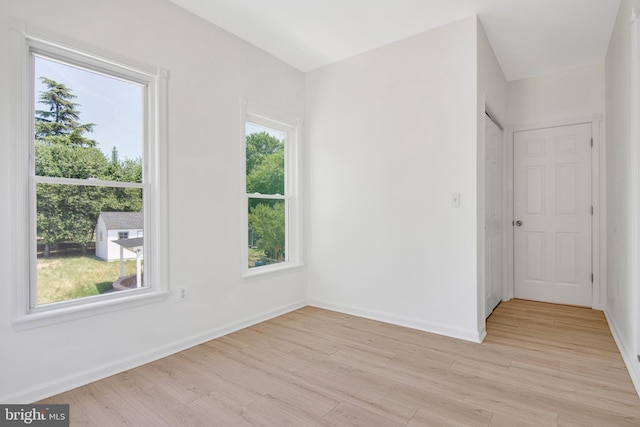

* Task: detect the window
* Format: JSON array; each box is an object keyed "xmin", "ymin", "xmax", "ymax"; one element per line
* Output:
[
  {"xmin": 241, "ymin": 101, "xmax": 301, "ymax": 275},
  {"xmin": 11, "ymin": 24, "xmax": 168, "ymax": 327}
]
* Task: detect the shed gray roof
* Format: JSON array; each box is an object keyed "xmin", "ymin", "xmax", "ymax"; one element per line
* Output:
[
  {"xmin": 113, "ymin": 237, "xmax": 144, "ymax": 250},
  {"xmin": 99, "ymin": 211, "xmax": 143, "ymax": 230}
]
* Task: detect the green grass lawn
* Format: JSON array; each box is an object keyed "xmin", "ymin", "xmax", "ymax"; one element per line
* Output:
[{"xmin": 37, "ymin": 255, "xmax": 137, "ymax": 305}]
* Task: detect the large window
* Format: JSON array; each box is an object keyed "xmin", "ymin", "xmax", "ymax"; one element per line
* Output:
[
  {"xmin": 11, "ymin": 24, "xmax": 168, "ymax": 327},
  {"xmin": 242, "ymin": 102, "xmax": 301, "ymax": 275}
]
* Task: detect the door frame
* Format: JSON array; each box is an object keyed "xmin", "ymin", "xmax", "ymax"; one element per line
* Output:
[{"xmin": 504, "ymin": 114, "xmax": 603, "ymax": 309}]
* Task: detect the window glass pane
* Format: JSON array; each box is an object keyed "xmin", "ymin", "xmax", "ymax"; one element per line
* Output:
[
  {"xmin": 36, "ymin": 183, "xmax": 144, "ymax": 305},
  {"xmin": 34, "ymin": 56, "xmax": 144, "ymax": 183},
  {"xmin": 248, "ymin": 198, "xmax": 285, "ymax": 268},
  {"xmin": 245, "ymin": 123, "xmax": 285, "ymax": 195}
]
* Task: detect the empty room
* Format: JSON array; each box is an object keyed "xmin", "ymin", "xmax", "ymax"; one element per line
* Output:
[{"xmin": 2, "ymin": 0, "xmax": 640, "ymax": 425}]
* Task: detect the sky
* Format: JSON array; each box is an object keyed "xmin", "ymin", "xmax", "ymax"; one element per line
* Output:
[
  {"xmin": 245, "ymin": 122, "xmax": 286, "ymax": 141},
  {"xmin": 34, "ymin": 56, "xmax": 143, "ymax": 161}
]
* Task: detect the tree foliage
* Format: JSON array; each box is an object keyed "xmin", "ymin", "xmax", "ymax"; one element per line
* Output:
[
  {"xmin": 35, "ymin": 77, "xmax": 96, "ymax": 147},
  {"xmin": 246, "ymin": 131, "xmax": 283, "ymax": 178},
  {"xmin": 246, "ymin": 149, "xmax": 284, "ymax": 195},
  {"xmin": 35, "ymin": 78, "xmax": 142, "ymax": 256},
  {"xmin": 37, "ymin": 184, "xmax": 105, "ymax": 252},
  {"xmin": 103, "ymin": 152, "xmax": 143, "ymax": 212},
  {"xmin": 35, "ymin": 143, "xmax": 109, "ymax": 179},
  {"xmin": 248, "ymin": 202, "xmax": 285, "ymax": 262}
]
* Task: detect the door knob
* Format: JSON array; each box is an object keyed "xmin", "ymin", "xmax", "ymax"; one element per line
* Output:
[{"xmin": 515, "ymin": 220, "xmax": 523, "ymax": 227}]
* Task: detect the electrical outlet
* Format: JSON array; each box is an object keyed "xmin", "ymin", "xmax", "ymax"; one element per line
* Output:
[
  {"xmin": 178, "ymin": 288, "xmax": 188, "ymax": 302},
  {"xmin": 451, "ymin": 193, "xmax": 461, "ymax": 208}
]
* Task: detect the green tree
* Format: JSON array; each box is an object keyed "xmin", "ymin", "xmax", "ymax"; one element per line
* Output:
[
  {"xmin": 35, "ymin": 142, "xmax": 109, "ymax": 180},
  {"xmin": 35, "ymin": 77, "xmax": 96, "ymax": 147},
  {"xmin": 246, "ymin": 131, "xmax": 283, "ymax": 178},
  {"xmin": 106, "ymin": 147, "xmax": 142, "ymax": 183},
  {"xmin": 246, "ymin": 149, "xmax": 284, "ymax": 195},
  {"xmin": 248, "ymin": 202, "xmax": 285, "ymax": 262},
  {"xmin": 103, "ymin": 147, "xmax": 143, "ymax": 212},
  {"xmin": 36, "ymin": 183, "xmax": 105, "ymax": 255}
]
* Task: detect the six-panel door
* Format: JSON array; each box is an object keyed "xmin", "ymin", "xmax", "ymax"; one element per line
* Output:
[{"xmin": 514, "ymin": 124, "xmax": 592, "ymax": 307}]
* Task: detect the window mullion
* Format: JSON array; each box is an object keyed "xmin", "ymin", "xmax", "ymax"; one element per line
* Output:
[
  {"xmin": 246, "ymin": 193, "xmax": 286, "ymax": 200},
  {"xmin": 34, "ymin": 176, "xmax": 144, "ymax": 188}
]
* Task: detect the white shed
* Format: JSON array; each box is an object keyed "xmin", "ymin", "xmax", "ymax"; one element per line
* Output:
[{"xmin": 95, "ymin": 212, "xmax": 143, "ymax": 261}]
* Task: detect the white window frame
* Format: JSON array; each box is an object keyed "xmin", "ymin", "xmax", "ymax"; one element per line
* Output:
[
  {"xmin": 240, "ymin": 99, "xmax": 303, "ymax": 278},
  {"xmin": 10, "ymin": 22, "xmax": 169, "ymax": 330}
]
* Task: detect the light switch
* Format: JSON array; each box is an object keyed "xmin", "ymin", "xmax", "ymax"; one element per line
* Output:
[{"xmin": 451, "ymin": 193, "xmax": 460, "ymax": 208}]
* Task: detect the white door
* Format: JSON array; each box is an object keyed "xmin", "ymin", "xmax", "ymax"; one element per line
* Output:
[
  {"xmin": 485, "ymin": 115, "xmax": 502, "ymax": 317},
  {"xmin": 514, "ymin": 124, "xmax": 592, "ymax": 306}
]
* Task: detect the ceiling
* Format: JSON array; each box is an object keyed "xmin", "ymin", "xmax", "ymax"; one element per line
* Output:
[{"xmin": 168, "ymin": 0, "xmax": 620, "ymax": 81}]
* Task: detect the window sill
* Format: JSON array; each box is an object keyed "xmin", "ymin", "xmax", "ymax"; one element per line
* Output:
[
  {"xmin": 243, "ymin": 263, "xmax": 304, "ymax": 282},
  {"xmin": 12, "ymin": 289, "xmax": 169, "ymax": 331}
]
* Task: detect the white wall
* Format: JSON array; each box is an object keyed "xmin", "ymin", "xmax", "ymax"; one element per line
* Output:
[
  {"xmin": 507, "ymin": 63, "xmax": 605, "ymax": 126},
  {"xmin": 605, "ymin": 0, "xmax": 640, "ymax": 389},
  {"xmin": 0, "ymin": 0, "xmax": 306, "ymax": 402},
  {"xmin": 477, "ymin": 21, "xmax": 507, "ymax": 326},
  {"xmin": 478, "ymin": 23, "xmax": 508, "ymax": 127},
  {"xmin": 305, "ymin": 16, "xmax": 483, "ymax": 341}
]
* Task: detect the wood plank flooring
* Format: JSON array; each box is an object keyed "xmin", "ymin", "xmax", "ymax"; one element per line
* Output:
[{"xmin": 39, "ymin": 299, "xmax": 640, "ymax": 426}]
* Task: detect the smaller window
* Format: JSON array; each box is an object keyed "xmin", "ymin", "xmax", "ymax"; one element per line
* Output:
[
  {"xmin": 118, "ymin": 232, "xmax": 129, "ymax": 240},
  {"xmin": 99, "ymin": 232, "xmax": 103, "ymax": 242},
  {"xmin": 241, "ymin": 101, "xmax": 301, "ymax": 276}
]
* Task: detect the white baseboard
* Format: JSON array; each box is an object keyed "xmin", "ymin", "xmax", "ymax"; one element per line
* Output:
[
  {"xmin": 2, "ymin": 300, "xmax": 306, "ymax": 404},
  {"xmin": 478, "ymin": 326, "xmax": 487, "ymax": 343},
  {"xmin": 308, "ymin": 299, "xmax": 485, "ymax": 343},
  {"xmin": 604, "ymin": 309, "xmax": 640, "ymax": 398}
]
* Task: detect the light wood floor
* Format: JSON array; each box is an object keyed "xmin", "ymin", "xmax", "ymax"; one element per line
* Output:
[{"xmin": 40, "ymin": 299, "xmax": 640, "ymax": 426}]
